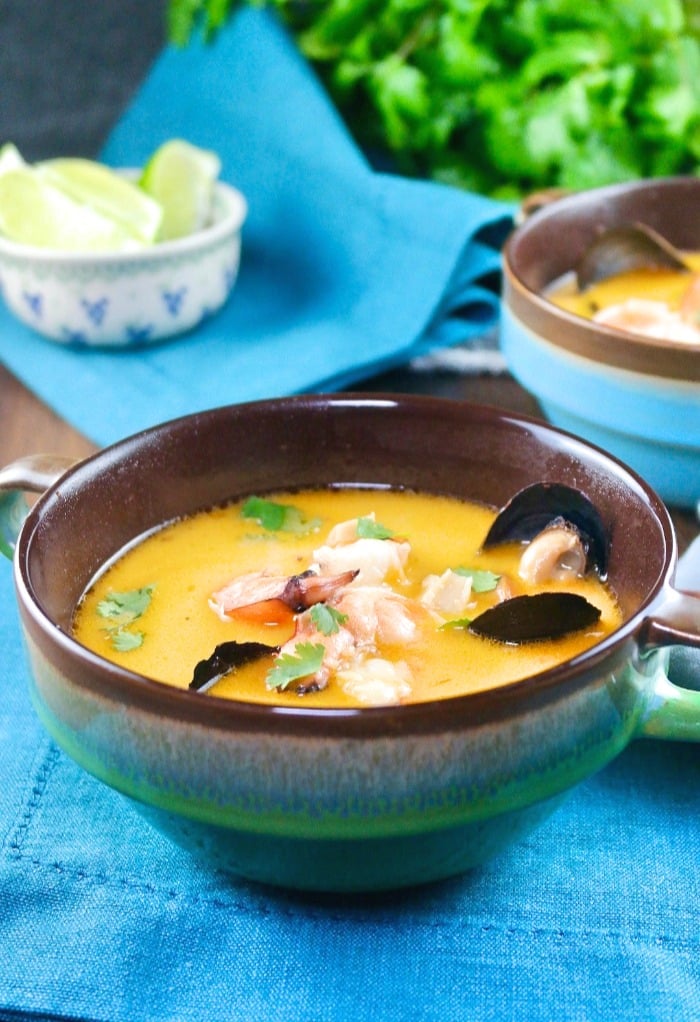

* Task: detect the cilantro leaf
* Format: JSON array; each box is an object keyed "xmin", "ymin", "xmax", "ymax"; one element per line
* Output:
[
  {"xmin": 166, "ymin": 0, "xmax": 700, "ymax": 196},
  {"xmin": 96, "ymin": 584, "xmax": 154, "ymax": 652},
  {"xmin": 439, "ymin": 617, "xmax": 472, "ymax": 631},
  {"xmin": 356, "ymin": 516, "xmax": 395, "ymax": 540},
  {"xmin": 97, "ymin": 585, "xmax": 155, "ymax": 624},
  {"xmin": 241, "ymin": 495, "xmax": 285, "ymax": 530},
  {"xmin": 241, "ymin": 496, "xmax": 320, "ymax": 535},
  {"xmin": 309, "ymin": 603, "xmax": 348, "ymax": 636},
  {"xmin": 453, "ymin": 568, "xmax": 500, "ymax": 593},
  {"xmin": 265, "ymin": 642, "xmax": 326, "ymax": 691},
  {"xmin": 110, "ymin": 628, "xmax": 145, "ymax": 652}
]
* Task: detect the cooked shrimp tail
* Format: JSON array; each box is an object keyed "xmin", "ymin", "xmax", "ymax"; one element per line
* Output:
[
  {"xmin": 210, "ymin": 568, "xmax": 358, "ymax": 624},
  {"xmin": 281, "ymin": 569, "xmax": 358, "ymax": 612}
]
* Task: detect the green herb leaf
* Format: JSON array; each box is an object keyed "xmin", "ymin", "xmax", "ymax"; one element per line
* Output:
[
  {"xmin": 265, "ymin": 642, "xmax": 326, "ymax": 691},
  {"xmin": 453, "ymin": 568, "xmax": 500, "ymax": 593},
  {"xmin": 97, "ymin": 585, "xmax": 155, "ymax": 624},
  {"xmin": 309, "ymin": 603, "xmax": 348, "ymax": 636},
  {"xmin": 356, "ymin": 516, "xmax": 395, "ymax": 540},
  {"xmin": 97, "ymin": 584, "xmax": 154, "ymax": 652},
  {"xmin": 166, "ymin": 0, "xmax": 700, "ymax": 196},
  {"xmin": 241, "ymin": 496, "xmax": 320, "ymax": 535},
  {"xmin": 439, "ymin": 617, "xmax": 472, "ymax": 631},
  {"xmin": 109, "ymin": 628, "xmax": 145, "ymax": 652}
]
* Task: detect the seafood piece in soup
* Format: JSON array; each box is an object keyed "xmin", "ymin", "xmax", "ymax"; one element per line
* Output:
[
  {"xmin": 593, "ymin": 298, "xmax": 700, "ymax": 344},
  {"xmin": 209, "ymin": 568, "xmax": 357, "ymax": 623},
  {"xmin": 72, "ymin": 487, "xmax": 622, "ymax": 709},
  {"xmin": 546, "ymin": 223, "xmax": 700, "ymax": 344}
]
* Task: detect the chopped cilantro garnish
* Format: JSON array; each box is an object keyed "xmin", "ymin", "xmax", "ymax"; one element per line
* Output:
[
  {"xmin": 453, "ymin": 568, "xmax": 500, "ymax": 593},
  {"xmin": 265, "ymin": 642, "xmax": 326, "ymax": 691},
  {"xmin": 241, "ymin": 496, "xmax": 320, "ymax": 535},
  {"xmin": 356, "ymin": 516, "xmax": 394, "ymax": 540},
  {"xmin": 97, "ymin": 584, "xmax": 154, "ymax": 652},
  {"xmin": 110, "ymin": 628, "xmax": 145, "ymax": 652},
  {"xmin": 309, "ymin": 603, "xmax": 348, "ymax": 636},
  {"xmin": 97, "ymin": 585, "xmax": 155, "ymax": 623}
]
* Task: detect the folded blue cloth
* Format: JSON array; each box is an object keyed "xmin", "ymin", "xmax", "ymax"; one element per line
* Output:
[
  {"xmin": 3, "ymin": 10, "xmax": 700, "ymax": 1021},
  {"xmin": 0, "ymin": 6, "xmax": 511, "ymax": 448},
  {"xmin": 2, "ymin": 545, "xmax": 700, "ymax": 1021}
]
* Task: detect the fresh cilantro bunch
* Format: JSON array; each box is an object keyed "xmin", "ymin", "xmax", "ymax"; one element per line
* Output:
[{"xmin": 167, "ymin": 0, "xmax": 700, "ymax": 197}]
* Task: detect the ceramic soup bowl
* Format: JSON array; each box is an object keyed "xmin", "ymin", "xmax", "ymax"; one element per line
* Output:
[
  {"xmin": 2, "ymin": 395, "xmax": 700, "ymax": 892},
  {"xmin": 0, "ymin": 179, "xmax": 247, "ymax": 347},
  {"xmin": 501, "ymin": 176, "xmax": 700, "ymax": 509}
]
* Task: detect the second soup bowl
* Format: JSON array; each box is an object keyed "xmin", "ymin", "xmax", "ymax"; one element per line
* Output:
[{"xmin": 1, "ymin": 394, "xmax": 700, "ymax": 891}]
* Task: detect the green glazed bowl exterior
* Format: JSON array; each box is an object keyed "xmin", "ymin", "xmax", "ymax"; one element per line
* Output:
[{"xmin": 7, "ymin": 395, "xmax": 700, "ymax": 891}]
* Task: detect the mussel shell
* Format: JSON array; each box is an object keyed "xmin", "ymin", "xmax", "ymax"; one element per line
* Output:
[
  {"xmin": 576, "ymin": 222, "xmax": 688, "ymax": 292},
  {"xmin": 190, "ymin": 640, "xmax": 278, "ymax": 692},
  {"xmin": 482, "ymin": 482, "xmax": 608, "ymax": 576},
  {"xmin": 468, "ymin": 592, "xmax": 601, "ymax": 644}
]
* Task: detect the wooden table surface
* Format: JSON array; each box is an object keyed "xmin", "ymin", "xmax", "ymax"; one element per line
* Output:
[
  {"xmin": 2, "ymin": 358, "xmax": 697, "ymax": 553},
  {"xmin": 2, "ymin": 362, "xmax": 96, "ymax": 464}
]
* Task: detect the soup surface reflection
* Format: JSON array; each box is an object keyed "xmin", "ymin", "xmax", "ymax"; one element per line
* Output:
[{"xmin": 73, "ymin": 488, "xmax": 622, "ymax": 708}]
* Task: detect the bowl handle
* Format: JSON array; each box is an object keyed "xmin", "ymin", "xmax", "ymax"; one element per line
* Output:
[
  {"xmin": 0, "ymin": 455, "xmax": 77, "ymax": 559},
  {"xmin": 637, "ymin": 587, "xmax": 700, "ymax": 741},
  {"xmin": 514, "ymin": 188, "xmax": 571, "ymax": 225}
]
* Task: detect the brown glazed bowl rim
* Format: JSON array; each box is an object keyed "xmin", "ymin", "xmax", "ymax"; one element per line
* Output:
[
  {"xmin": 503, "ymin": 176, "xmax": 700, "ymax": 382},
  {"xmin": 14, "ymin": 394, "xmax": 677, "ymax": 738}
]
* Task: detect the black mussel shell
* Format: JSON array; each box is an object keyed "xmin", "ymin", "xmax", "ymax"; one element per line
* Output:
[
  {"xmin": 576, "ymin": 222, "xmax": 688, "ymax": 292},
  {"xmin": 469, "ymin": 592, "xmax": 601, "ymax": 644},
  {"xmin": 482, "ymin": 483, "xmax": 608, "ymax": 576},
  {"xmin": 190, "ymin": 640, "xmax": 278, "ymax": 692}
]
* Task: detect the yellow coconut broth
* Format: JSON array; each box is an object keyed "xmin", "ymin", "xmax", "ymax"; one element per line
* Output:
[
  {"xmin": 72, "ymin": 488, "xmax": 622, "ymax": 708},
  {"xmin": 547, "ymin": 253, "xmax": 700, "ymax": 324}
]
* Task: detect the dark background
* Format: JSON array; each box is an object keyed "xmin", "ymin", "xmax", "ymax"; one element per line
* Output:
[{"xmin": 0, "ymin": 0, "xmax": 168, "ymax": 160}]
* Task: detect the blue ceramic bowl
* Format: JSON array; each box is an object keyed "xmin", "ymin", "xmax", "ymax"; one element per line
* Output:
[
  {"xmin": 501, "ymin": 177, "xmax": 700, "ymax": 509},
  {"xmin": 2, "ymin": 395, "xmax": 700, "ymax": 891}
]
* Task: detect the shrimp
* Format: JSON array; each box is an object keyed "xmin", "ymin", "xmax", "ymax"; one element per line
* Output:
[
  {"xmin": 278, "ymin": 585, "xmax": 423, "ymax": 696},
  {"xmin": 209, "ymin": 568, "xmax": 357, "ymax": 624},
  {"xmin": 276, "ymin": 605, "xmax": 356, "ymax": 693},
  {"xmin": 210, "ymin": 514, "xmax": 421, "ymax": 701},
  {"xmin": 680, "ymin": 273, "xmax": 700, "ymax": 328},
  {"xmin": 593, "ymin": 298, "xmax": 700, "ymax": 343},
  {"xmin": 335, "ymin": 585, "xmax": 419, "ymax": 645}
]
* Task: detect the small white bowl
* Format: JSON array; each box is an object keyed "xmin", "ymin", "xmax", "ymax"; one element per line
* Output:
[{"xmin": 0, "ymin": 180, "xmax": 247, "ymax": 347}]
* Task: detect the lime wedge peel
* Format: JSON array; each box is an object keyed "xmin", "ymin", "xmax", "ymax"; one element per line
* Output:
[
  {"xmin": 0, "ymin": 139, "xmax": 227, "ymax": 252},
  {"xmin": 140, "ymin": 138, "xmax": 222, "ymax": 241},
  {"xmin": 0, "ymin": 168, "xmax": 146, "ymax": 252},
  {"xmin": 38, "ymin": 158, "xmax": 163, "ymax": 244},
  {"xmin": 0, "ymin": 143, "xmax": 25, "ymax": 176}
]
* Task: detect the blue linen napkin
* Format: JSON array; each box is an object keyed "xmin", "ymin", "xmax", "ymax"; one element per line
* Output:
[
  {"xmin": 0, "ymin": 6, "xmax": 512, "ymax": 448},
  {"xmin": 3, "ymin": 10, "xmax": 700, "ymax": 1020},
  {"xmin": 2, "ymin": 547, "xmax": 700, "ymax": 1022}
]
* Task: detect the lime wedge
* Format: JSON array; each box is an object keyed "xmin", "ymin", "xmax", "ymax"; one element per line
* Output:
[
  {"xmin": 0, "ymin": 143, "xmax": 25, "ymax": 176},
  {"xmin": 38, "ymin": 157, "xmax": 162, "ymax": 244},
  {"xmin": 140, "ymin": 139, "xmax": 221, "ymax": 241},
  {"xmin": 0, "ymin": 167, "xmax": 146, "ymax": 251}
]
